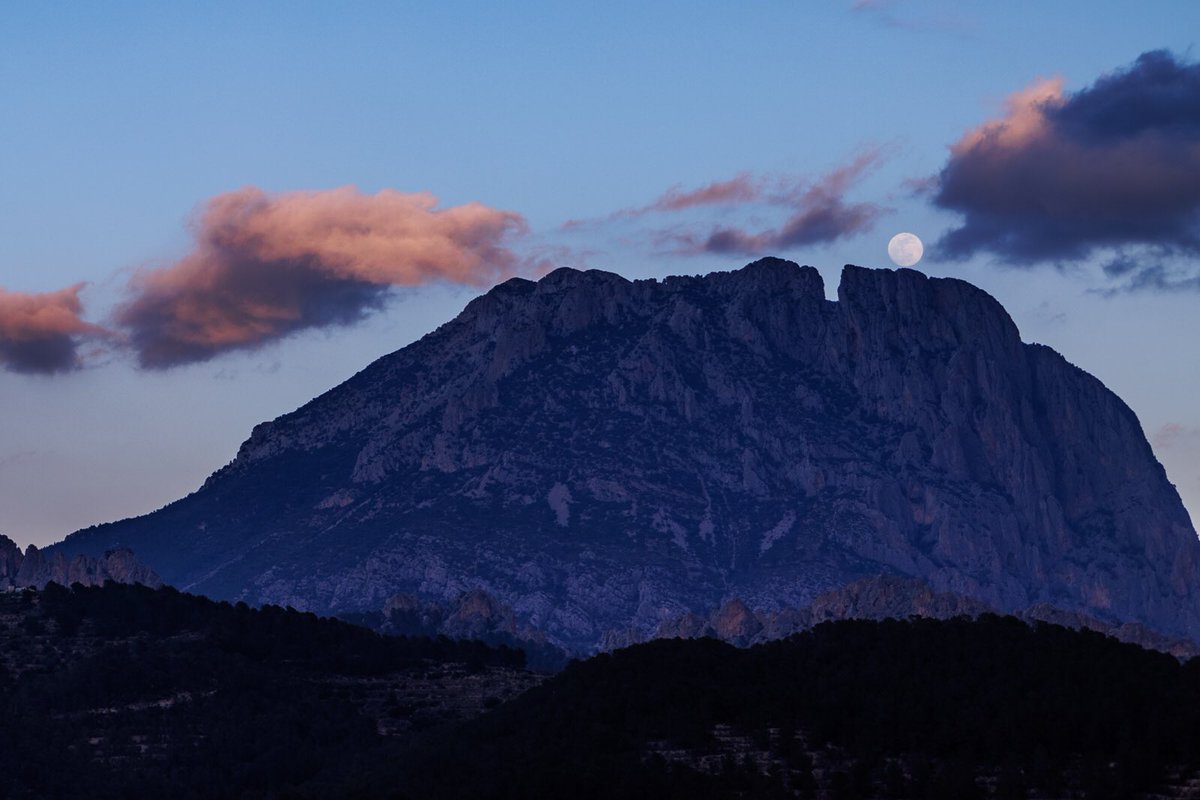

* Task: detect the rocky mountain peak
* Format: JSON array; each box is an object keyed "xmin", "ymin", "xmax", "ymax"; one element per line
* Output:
[
  {"xmin": 2, "ymin": 534, "xmax": 161, "ymax": 591},
  {"xmin": 838, "ymin": 264, "xmax": 1022, "ymax": 355},
  {"xmin": 52, "ymin": 258, "xmax": 1200, "ymax": 653}
]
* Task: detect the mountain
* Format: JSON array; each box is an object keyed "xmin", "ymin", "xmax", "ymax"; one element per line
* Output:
[
  {"xmin": 1, "ymin": 533, "xmax": 161, "ymax": 590},
  {"xmin": 53, "ymin": 258, "xmax": 1200, "ymax": 653}
]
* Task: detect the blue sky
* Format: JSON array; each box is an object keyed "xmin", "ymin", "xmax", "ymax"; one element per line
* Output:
[{"xmin": 2, "ymin": 1, "xmax": 1199, "ymax": 546}]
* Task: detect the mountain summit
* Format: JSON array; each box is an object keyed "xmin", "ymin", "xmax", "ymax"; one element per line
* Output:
[{"xmin": 55, "ymin": 258, "xmax": 1200, "ymax": 651}]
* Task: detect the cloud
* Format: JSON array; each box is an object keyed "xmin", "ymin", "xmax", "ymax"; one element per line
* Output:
[
  {"xmin": 617, "ymin": 173, "xmax": 762, "ymax": 218},
  {"xmin": 562, "ymin": 174, "xmax": 761, "ymax": 230},
  {"xmin": 564, "ymin": 148, "xmax": 892, "ymax": 253},
  {"xmin": 850, "ymin": 0, "xmax": 973, "ymax": 34},
  {"xmin": 0, "ymin": 284, "xmax": 110, "ymax": 374},
  {"xmin": 932, "ymin": 51, "xmax": 1200, "ymax": 266},
  {"xmin": 1153, "ymin": 423, "xmax": 1200, "ymax": 452},
  {"xmin": 650, "ymin": 173, "xmax": 761, "ymax": 212},
  {"xmin": 115, "ymin": 186, "xmax": 530, "ymax": 368},
  {"xmin": 1089, "ymin": 253, "xmax": 1200, "ymax": 295},
  {"xmin": 667, "ymin": 149, "xmax": 890, "ymax": 255}
]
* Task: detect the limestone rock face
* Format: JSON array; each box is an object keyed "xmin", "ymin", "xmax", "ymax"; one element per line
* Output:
[
  {"xmin": 50, "ymin": 259, "xmax": 1200, "ymax": 653},
  {"xmin": 0, "ymin": 535, "xmax": 22, "ymax": 586},
  {"xmin": 1, "ymin": 534, "xmax": 161, "ymax": 591},
  {"xmin": 641, "ymin": 576, "xmax": 1200, "ymax": 659}
]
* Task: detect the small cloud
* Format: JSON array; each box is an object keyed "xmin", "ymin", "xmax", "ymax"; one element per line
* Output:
[
  {"xmin": 0, "ymin": 283, "xmax": 111, "ymax": 374},
  {"xmin": 637, "ymin": 173, "xmax": 761, "ymax": 215},
  {"xmin": 1030, "ymin": 300, "xmax": 1067, "ymax": 325},
  {"xmin": 1102, "ymin": 254, "xmax": 1141, "ymax": 278},
  {"xmin": 1152, "ymin": 423, "xmax": 1200, "ymax": 452},
  {"xmin": 115, "ymin": 186, "xmax": 534, "ymax": 368},
  {"xmin": 563, "ymin": 173, "xmax": 762, "ymax": 230},
  {"xmin": 563, "ymin": 146, "xmax": 894, "ymax": 245},
  {"xmin": 931, "ymin": 50, "xmax": 1200, "ymax": 275},
  {"xmin": 666, "ymin": 149, "xmax": 891, "ymax": 256},
  {"xmin": 1119, "ymin": 265, "xmax": 1200, "ymax": 293},
  {"xmin": 1092, "ymin": 260, "xmax": 1200, "ymax": 296},
  {"xmin": 850, "ymin": 0, "xmax": 974, "ymax": 35},
  {"xmin": 0, "ymin": 450, "xmax": 37, "ymax": 473},
  {"xmin": 900, "ymin": 174, "xmax": 939, "ymax": 196}
]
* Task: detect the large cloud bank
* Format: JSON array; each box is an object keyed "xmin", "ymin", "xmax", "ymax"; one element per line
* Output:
[{"xmin": 933, "ymin": 50, "xmax": 1200, "ymax": 271}]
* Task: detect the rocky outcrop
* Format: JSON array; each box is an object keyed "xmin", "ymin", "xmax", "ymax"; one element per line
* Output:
[
  {"xmin": 50, "ymin": 258, "xmax": 1200, "ymax": 653},
  {"xmin": 1, "ymin": 534, "xmax": 161, "ymax": 591},
  {"xmin": 710, "ymin": 598, "xmax": 763, "ymax": 646},
  {"xmin": 633, "ymin": 575, "xmax": 1200, "ymax": 659},
  {"xmin": 605, "ymin": 576, "xmax": 990, "ymax": 649},
  {"xmin": 0, "ymin": 535, "xmax": 22, "ymax": 587}
]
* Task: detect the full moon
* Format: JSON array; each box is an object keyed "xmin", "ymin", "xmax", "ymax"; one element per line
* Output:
[{"xmin": 887, "ymin": 232, "xmax": 924, "ymax": 267}]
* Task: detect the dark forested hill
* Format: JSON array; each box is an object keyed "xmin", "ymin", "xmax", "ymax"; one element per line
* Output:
[
  {"xmin": 384, "ymin": 615, "xmax": 1200, "ymax": 800},
  {"xmin": 0, "ymin": 582, "xmax": 535, "ymax": 799},
  {"xmin": 4, "ymin": 586, "xmax": 1200, "ymax": 798}
]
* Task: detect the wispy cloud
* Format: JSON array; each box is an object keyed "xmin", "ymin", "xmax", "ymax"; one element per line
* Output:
[
  {"xmin": 661, "ymin": 149, "xmax": 892, "ymax": 255},
  {"xmin": 0, "ymin": 284, "xmax": 110, "ymax": 374},
  {"xmin": 565, "ymin": 148, "xmax": 891, "ymax": 257},
  {"xmin": 115, "ymin": 186, "xmax": 534, "ymax": 368},
  {"xmin": 850, "ymin": 0, "xmax": 974, "ymax": 35},
  {"xmin": 562, "ymin": 173, "xmax": 765, "ymax": 230},
  {"xmin": 1153, "ymin": 424, "xmax": 1200, "ymax": 452}
]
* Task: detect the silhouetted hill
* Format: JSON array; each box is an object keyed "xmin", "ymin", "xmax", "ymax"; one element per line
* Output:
[
  {"xmin": 385, "ymin": 616, "xmax": 1200, "ymax": 799},
  {"xmin": 5, "ymin": 587, "xmax": 1200, "ymax": 798},
  {"xmin": 0, "ymin": 582, "xmax": 536, "ymax": 799}
]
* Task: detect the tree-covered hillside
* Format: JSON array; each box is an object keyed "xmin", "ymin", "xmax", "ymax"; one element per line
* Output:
[
  {"xmin": 387, "ymin": 615, "xmax": 1200, "ymax": 799},
  {"xmin": 0, "ymin": 582, "xmax": 534, "ymax": 799},
  {"xmin": 6, "ymin": 584, "xmax": 1200, "ymax": 798}
]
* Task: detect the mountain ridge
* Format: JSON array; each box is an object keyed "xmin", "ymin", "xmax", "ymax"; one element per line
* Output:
[
  {"xmin": 2, "ymin": 533, "xmax": 161, "ymax": 591},
  {"xmin": 52, "ymin": 258, "xmax": 1200, "ymax": 652}
]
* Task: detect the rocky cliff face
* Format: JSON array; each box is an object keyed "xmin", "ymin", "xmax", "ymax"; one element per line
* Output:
[
  {"xmin": 51, "ymin": 259, "xmax": 1200, "ymax": 652},
  {"xmin": 1, "ymin": 534, "xmax": 161, "ymax": 591}
]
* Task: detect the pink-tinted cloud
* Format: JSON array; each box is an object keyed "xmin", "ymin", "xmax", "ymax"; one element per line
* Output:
[
  {"xmin": 116, "ymin": 186, "xmax": 530, "ymax": 368},
  {"xmin": 671, "ymin": 149, "xmax": 890, "ymax": 255},
  {"xmin": 1153, "ymin": 424, "xmax": 1200, "ymax": 452},
  {"xmin": 562, "ymin": 173, "xmax": 762, "ymax": 230},
  {"xmin": 0, "ymin": 284, "xmax": 109, "ymax": 374},
  {"xmin": 639, "ymin": 173, "xmax": 761, "ymax": 214},
  {"xmin": 932, "ymin": 51, "xmax": 1200, "ymax": 275},
  {"xmin": 571, "ymin": 150, "xmax": 891, "ymax": 255}
]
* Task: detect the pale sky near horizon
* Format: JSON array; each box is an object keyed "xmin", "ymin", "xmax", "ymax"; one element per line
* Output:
[{"xmin": 2, "ymin": 1, "xmax": 1199, "ymax": 548}]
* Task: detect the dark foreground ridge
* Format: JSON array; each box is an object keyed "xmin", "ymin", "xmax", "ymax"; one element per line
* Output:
[
  {"xmin": 0, "ymin": 582, "xmax": 536, "ymax": 799},
  {"xmin": 5, "ymin": 583, "xmax": 1200, "ymax": 798},
  {"xmin": 53, "ymin": 258, "xmax": 1200, "ymax": 651},
  {"xmin": 386, "ymin": 615, "xmax": 1200, "ymax": 800}
]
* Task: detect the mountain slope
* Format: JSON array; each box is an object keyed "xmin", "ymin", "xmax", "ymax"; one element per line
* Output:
[{"xmin": 55, "ymin": 258, "xmax": 1200, "ymax": 651}]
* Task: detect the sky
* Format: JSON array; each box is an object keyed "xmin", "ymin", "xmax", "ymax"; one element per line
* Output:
[{"xmin": 2, "ymin": 1, "xmax": 1199, "ymax": 548}]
